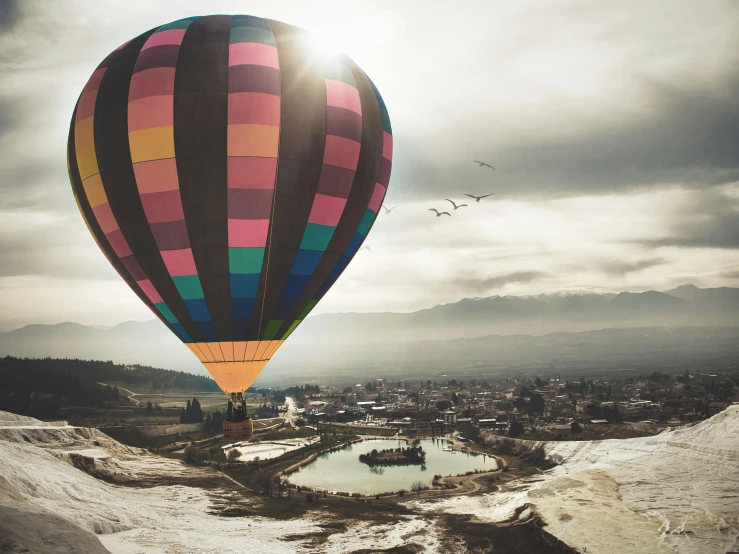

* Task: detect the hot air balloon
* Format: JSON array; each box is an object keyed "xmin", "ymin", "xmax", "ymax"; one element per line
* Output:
[{"xmin": 67, "ymin": 15, "xmax": 392, "ymax": 439}]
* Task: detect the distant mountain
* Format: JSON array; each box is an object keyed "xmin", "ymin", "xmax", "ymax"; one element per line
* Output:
[
  {"xmin": 288, "ymin": 286, "xmax": 737, "ymax": 345},
  {"xmin": 1, "ymin": 285, "xmax": 737, "ymax": 376},
  {"xmin": 0, "ymin": 320, "xmax": 199, "ymax": 372}
]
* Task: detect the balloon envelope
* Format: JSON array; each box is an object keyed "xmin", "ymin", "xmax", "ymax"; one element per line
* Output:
[{"xmin": 67, "ymin": 15, "xmax": 392, "ymax": 395}]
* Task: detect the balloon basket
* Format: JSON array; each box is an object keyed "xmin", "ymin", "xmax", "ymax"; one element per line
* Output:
[{"xmin": 223, "ymin": 418, "xmax": 254, "ymax": 442}]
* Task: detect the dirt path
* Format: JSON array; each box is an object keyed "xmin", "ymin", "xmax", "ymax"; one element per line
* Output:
[{"xmin": 98, "ymin": 383, "xmax": 140, "ymax": 406}]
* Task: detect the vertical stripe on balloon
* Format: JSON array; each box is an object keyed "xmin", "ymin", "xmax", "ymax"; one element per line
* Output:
[
  {"xmin": 74, "ymin": 54, "xmax": 190, "ymax": 342},
  {"xmin": 226, "ymin": 15, "xmax": 281, "ymax": 344},
  {"xmin": 128, "ymin": 17, "xmax": 213, "ymax": 342},
  {"xmin": 292, "ymin": 81, "xmax": 392, "ymax": 338},
  {"xmin": 263, "ymin": 57, "xmax": 363, "ymax": 340}
]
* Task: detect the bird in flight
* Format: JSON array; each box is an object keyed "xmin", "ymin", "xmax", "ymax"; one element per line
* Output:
[
  {"xmin": 381, "ymin": 204, "xmax": 398, "ymax": 214},
  {"xmin": 429, "ymin": 209, "xmax": 451, "ymax": 217},
  {"xmin": 465, "ymin": 193, "xmax": 495, "ymax": 203},
  {"xmin": 473, "ymin": 160, "xmax": 495, "ymax": 169},
  {"xmin": 360, "ymin": 245, "xmax": 372, "ymax": 252},
  {"xmin": 445, "ymin": 199, "xmax": 468, "ymax": 210}
]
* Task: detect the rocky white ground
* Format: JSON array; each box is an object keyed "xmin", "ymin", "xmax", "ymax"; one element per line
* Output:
[
  {"xmin": 1, "ymin": 407, "xmax": 737, "ymax": 553},
  {"xmin": 0, "ymin": 411, "xmax": 446, "ymax": 553},
  {"xmin": 413, "ymin": 406, "xmax": 739, "ymax": 554}
]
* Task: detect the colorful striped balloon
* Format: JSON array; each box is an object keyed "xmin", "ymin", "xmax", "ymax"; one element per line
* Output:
[{"xmin": 67, "ymin": 15, "xmax": 392, "ymax": 396}]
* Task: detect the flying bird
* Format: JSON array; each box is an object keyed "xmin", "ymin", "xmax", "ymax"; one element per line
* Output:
[
  {"xmin": 381, "ymin": 204, "xmax": 398, "ymax": 214},
  {"xmin": 465, "ymin": 193, "xmax": 495, "ymax": 203},
  {"xmin": 429, "ymin": 209, "xmax": 451, "ymax": 217},
  {"xmin": 473, "ymin": 160, "xmax": 495, "ymax": 169},
  {"xmin": 360, "ymin": 245, "xmax": 372, "ymax": 252},
  {"xmin": 445, "ymin": 199, "xmax": 468, "ymax": 210}
]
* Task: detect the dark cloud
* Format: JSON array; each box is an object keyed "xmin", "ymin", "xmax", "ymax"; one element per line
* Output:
[
  {"xmin": 395, "ymin": 67, "xmax": 739, "ymax": 201},
  {"xmin": 597, "ymin": 257, "xmax": 667, "ymax": 277},
  {"xmin": 0, "ymin": 0, "xmax": 20, "ymax": 32},
  {"xmin": 724, "ymin": 270, "xmax": 739, "ymax": 279},
  {"xmin": 636, "ymin": 190, "xmax": 739, "ymax": 249},
  {"xmin": 645, "ymin": 212, "xmax": 739, "ymax": 249},
  {"xmin": 453, "ymin": 270, "xmax": 547, "ymax": 293}
]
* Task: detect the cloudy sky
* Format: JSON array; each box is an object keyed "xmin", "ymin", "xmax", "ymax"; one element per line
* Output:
[{"xmin": 0, "ymin": 0, "xmax": 737, "ymax": 330}]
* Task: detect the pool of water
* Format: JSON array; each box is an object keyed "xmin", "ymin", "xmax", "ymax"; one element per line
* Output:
[{"xmin": 288, "ymin": 438, "xmax": 497, "ymax": 495}]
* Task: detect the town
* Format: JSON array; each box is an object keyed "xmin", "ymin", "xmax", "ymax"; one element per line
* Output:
[{"xmin": 276, "ymin": 368, "xmax": 739, "ymax": 441}]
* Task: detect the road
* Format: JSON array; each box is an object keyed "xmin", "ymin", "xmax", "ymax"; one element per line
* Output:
[
  {"xmin": 284, "ymin": 397, "xmax": 298, "ymax": 429},
  {"xmin": 99, "ymin": 383, "xmax": 140, "ymax": 406}
]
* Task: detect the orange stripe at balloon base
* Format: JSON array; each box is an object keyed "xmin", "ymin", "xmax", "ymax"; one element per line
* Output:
[{"xmin": 185, "ymin": 340, "xmax": 284, "ymax": 395}]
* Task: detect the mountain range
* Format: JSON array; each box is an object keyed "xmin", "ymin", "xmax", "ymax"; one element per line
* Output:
[{"xmin": 1, "ymin": 284, "xmax": 737, "ymax": 378}]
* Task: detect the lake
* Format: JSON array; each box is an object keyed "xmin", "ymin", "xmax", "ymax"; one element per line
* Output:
[{"xmin": 288, "ymin": 438, "xmax": 497, "ymax": 495}]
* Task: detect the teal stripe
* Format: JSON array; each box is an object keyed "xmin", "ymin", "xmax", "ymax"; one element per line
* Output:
[
  {"xmin": 300, "ymin": 223, "xmax": 335, "ymax": 251},
  {"xmin": 323, "ymin": 61, "xmax": 356, "ymax": 88},
  {"xmin": 158, "ymin": 17, "xmax": 196, "ymax": 31},
  {"xmin": 357, "ymin": 209, "xmax": 374, "ymax": 236},
  {"xmin": 230, "ymin": 26, "xmax": 275, "ymax": 46},
  {"xmin": 232, "ymin": 16, "xmax": 271, "ymax": 30},
  {"xmin": 155, "ymin": 303, "xmax": 178, "ymax": 324},
  {"xmin": 229, "ymin": 247, "xmax": 265, "ymax": 274},
  {"xmin": 380, "ymin": 109, "xmax": 391, "ymax": 135},
  {"xmin": 172, "ymin": 275, "xmax": 205, "ymax": 299}
]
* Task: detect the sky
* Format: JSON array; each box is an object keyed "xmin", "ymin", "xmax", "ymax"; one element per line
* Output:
[{"xmin": 0, "ymin": 0, "xmax": 737, "ymax": 330}]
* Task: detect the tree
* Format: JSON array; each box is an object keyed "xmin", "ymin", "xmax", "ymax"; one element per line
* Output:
[
  {"xmin": 570, "ymin": 421, "xmax": 582, "ymax": 436},
  {"xmin": 226, "ymin": 448, "xmax": 241, "ymax": 462},
  {"xmin": 508, "ymin": 421, "xmax": 525, "ymax": 438},
  {"xmin": 343, "ymin": 386, "xmax": 353, "ymax": 394},
  {"xmin": 191, "ymin": 397, "xmax": 203, "ymax": 423},
  {"xmin": 146, "ymin": 400, "xmax": 153, "ymax": 412},
  {"xmin": 410, "ymin": 481, "xmax": 425, "ymax": 497},
  {"xmin": 179, "ymin": 407, "xmax": 185, "ymax": 423},
  {"xmin": 252, "ymin": 470, "xmax": 274, "ymax": 495},
  {"xmin": 183, "ymin": 443, "xmax": 204, "ymax": 465},
  {"xmin": 451, "ymin": 392, "xmax": 459, "ymax": 406}
]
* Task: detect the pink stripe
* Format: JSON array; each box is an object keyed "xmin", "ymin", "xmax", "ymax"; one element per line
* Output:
[
  {"xmin": 161, "ymin": 248, "xmax": 197, "ymax": 276},
  {"xmin": 142, "ymin": 29, "xmax": 186, "ymax": 50},
  {"xmin": 76, "ymin": 90, "xmax": 97, "ymax": 122},
  {"xmin": 128, "ymin": 96, "xmax": 174, "ymax": 132},
  {"xmin": 367, "ymin": 183, "xmax": 386, "ymax": 213},
  {"xmin": 133, "ymin": 159, "xmax": 180, "ymax": 193},
  {"xmin": 105, "ymin": 230, "xmax": 133, "ymax": 258},
  {"xmin": 382, "ymin": 131, "xmax": 393, "ymax": 161},
  {"xmin": 228, "ymin": 42, "xmax": 279, "ymax": 68},
  {"xmin": 227, "ymin": 157, "xmax": 276, "ymax": 189},
  {"xmin": 323, "ymin": 135, "xmax": 361, "ymax": 170},
  {"xmin": 140, "ymin": 190, "xmax": 185, "ymax": 223},
  {"xmin": 228, "ymin": 92, "xmax": 280, "ymax": 126},
  {"xmin": 325, "ymin": 80, "xmax": 361, "ymax": 114},
  {"xmin": 129, "ymin": 68, "xmax": 175, "ymax": 101},
  {"xmin": 92, "ymin": 203, "xmax": 118, "ymax": 234},
  {"xmin": 308, "ymin": 194, "xmax": 347, "ymax": 226},
  {"xmin": 82, "ymin": 68, "xmax": 106, "ymax": 93},
  {"xmin": 228, "ymin": 219, "xmax": 269, "ymax": 247},
  {"xmin": 137, "ymin": 279, "xmax": 163, "ymax": 303}
]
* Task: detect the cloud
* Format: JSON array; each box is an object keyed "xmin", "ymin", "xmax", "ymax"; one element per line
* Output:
[
  {"xmin": 597, "ymin": 257, "xmax": 667, "ymax": 277},
  {"xmin": 0, "ymin": 1, "xmax": 20, "ymax": 33},
  {"xmin": 452, "ymin": 271, "xmax": 547, "ymax": 294},
  {"xmin": 635, "ymin": 187, "xmax": 739, "ymax": 249},
  {"xmin": 395, "ymin": 67, "xmax": 739, "ymax": 202}
]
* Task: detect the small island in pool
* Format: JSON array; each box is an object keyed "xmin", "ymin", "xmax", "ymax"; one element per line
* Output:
[{"xmin": 359, "ymin": 446, "xmax": 426, "ymax": 467}]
